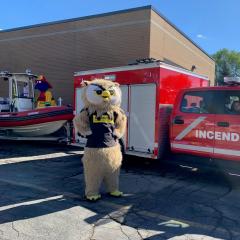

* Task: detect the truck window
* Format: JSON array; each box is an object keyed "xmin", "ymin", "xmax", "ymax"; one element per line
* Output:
[
  {"xmin": 180, "ymin": 91, "xmax": 217, "ymax": 114},
  {"xmin": 224, "ymin": 91, "xmax": 240, "ymax": 115}
]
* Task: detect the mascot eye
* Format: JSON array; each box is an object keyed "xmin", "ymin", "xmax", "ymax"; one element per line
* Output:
[
  {"xmin": 95, "ymin": 90, "xmax": 102, "ymax": 95},
  {"xmin": 109, "ymin": 90, "xmax": 115, "ymax": 95}
]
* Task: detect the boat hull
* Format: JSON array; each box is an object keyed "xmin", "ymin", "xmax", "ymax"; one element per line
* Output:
[
  {"xmin": 0, "ymin": 120, "xmax": 67, "ymax": 137},
  {"xmin": 0, "ymin": 106, "xmax": 73, "ymax": 137}
]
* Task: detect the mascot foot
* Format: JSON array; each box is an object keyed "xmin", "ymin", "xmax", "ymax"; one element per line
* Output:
[
  {"xmin": 85, "ymin": 194, "xmax": 101, "ymax": 202},
  {"xmin": 109, "ymin": 190, "xmax": 123, "ymax": 197}
]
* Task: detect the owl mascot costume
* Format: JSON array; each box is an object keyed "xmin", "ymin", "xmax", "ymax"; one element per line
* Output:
[{"xmin": 73, "ymin": 79, "xmax": 127, "ymax": 201}]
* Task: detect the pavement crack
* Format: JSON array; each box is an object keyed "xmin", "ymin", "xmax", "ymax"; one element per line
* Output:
[
  {"xmin": 107, "ymin": 212, "xmax": 126, "ymax": 225},
  {"xmin": 11, "ymin": 222, "xmax": 19, "ymax": 238},
  {"xmin": 136, "ymin": 228, "xmax": 144, "ymax": 240},
  {"xmin": 197, "ymin": 202, "xmax": 236, "ymax": 240},
  {"xmin": 107, "ymin": 213, "xmax": 144, "ymax": 240},
  {"xmin": 213, "ymin": 207, "xmax": 238, "ymax": 240},
  {"xmin": 167, "ymin": 178, "xmax": 201, "ymax": 198},
  {"xmin": 217, "ymin": 184, "xmax": 232, "ymax": 201},
  {"xmin": 119, "ymin": 225, "xmax": 131, "ymax": 240},
  {"xmin": 89, "ymin": 223, "xmax": 96, "ymax": 240},
  {"xmin": 62, "ymin": 171, "xmax": 82, "ymax": 180}
]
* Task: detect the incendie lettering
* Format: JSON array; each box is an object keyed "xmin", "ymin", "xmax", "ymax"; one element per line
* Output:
[{"xmin": 195, "ymin": 130, "xmax": 240, "ymax": 142}]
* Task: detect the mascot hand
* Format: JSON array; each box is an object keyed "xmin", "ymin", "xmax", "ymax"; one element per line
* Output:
[
  {"xmin": 78, "ymin": 130, "xmax": 92, "ymax": 138},
  {"xmin": 77, "ymin": 130, "xmax": 92, "ymax": 138},
  {"xmin": 84, "ymin": 130, "xmax": 92, "ymax": 137}
]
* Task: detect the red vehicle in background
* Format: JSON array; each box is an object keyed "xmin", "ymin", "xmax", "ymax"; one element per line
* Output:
[
  {"xmin": 73, "ymin": 59, "xmax": 209, "ymax": 159},
  {"xmin": 170, "ymin": 77, "xmax": 240, "ymax": 164}
]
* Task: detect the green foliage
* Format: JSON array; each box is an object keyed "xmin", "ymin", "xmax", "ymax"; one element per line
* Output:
[{"xmin": 212, "ymin": 49, "xmax": 240, "ymax": 85}]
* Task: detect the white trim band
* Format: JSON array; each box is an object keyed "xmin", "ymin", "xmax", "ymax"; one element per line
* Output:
[
  {"xmin": 0, "ymin": 19, "xmax": 150, "ymax": 43},
  {"xmin": 172, "ymin": 143, "xmax": 240, "ymax": 157},
  {"xmin": 214, "ymin": 148, "xmax": 240, "ymax": 157},
  {"xmin": 175, "ymin": 117, "xmax": 206, "ymax": 140},
  {"xmin": 171, "ymin": 143, "xmax": 213, "ymax": 153},
  {"xmin": 75, "ymin": 62, "xmax": 209, "ymax": 80}
]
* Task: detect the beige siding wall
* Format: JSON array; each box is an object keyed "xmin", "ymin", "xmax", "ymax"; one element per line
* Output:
[
  {"xmin": 0, "ymin": 7, "xmax": 215, "ymax": 105},
  {"xmin": 149, "ymin": 10, "xmax": 215, "ymax": 84},
  {"xmin": 0, "ymin": 9, "xmax": 151, "ymax": 104}
]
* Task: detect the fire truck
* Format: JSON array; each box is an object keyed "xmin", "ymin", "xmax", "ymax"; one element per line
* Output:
[
  {"xmin": 73, "ymin": 59, "xmax": 209, "ymax": 159},
  {"xmin": 170, "ymin": 77, "xmax": 240, "ymax": 163}
]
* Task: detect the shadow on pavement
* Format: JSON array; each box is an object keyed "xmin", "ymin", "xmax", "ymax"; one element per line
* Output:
[{"xmin": 0, "ymin": 142, "xmax": 239, "ymax": 239}]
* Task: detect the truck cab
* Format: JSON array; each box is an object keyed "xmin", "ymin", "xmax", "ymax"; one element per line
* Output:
[{"xmin": 170, "ymin": 77, "xmax": 240, "ymax": 162}]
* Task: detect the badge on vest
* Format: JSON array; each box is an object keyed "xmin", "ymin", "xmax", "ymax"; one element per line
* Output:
[{"xmin": 93, "ymin": 114, "xmax": 114, "ymax": 124}]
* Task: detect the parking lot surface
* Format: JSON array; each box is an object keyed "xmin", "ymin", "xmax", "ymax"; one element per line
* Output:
[{"xmin": 0, "ymin": 141, "xmax": 240, "ymax": 240}]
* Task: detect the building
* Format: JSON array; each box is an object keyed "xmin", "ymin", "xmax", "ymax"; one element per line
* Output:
[{"xmin": 0, "ymin": 6, "xmax": 215, "ymax": 104}]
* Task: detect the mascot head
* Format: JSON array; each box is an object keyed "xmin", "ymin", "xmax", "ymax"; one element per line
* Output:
[
  {"xmin": 81, "ymin": 79, "xmax": 122, "ymax": 110},
  {"xmin": 35, "ymin": 75, "xmax": 52, "ymax": 92}
]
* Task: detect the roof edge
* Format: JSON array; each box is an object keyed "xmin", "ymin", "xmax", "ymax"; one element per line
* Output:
[
  {"xmin": 150, "ymin": 6, "xmax": 214, "ymax": 62},
  {"xmin": 74, "ymin": 61, "xmax": 209, "ymax": 80},
  {"xmin": 0, "ymin": 5, "xmax": 152, "ymax": 33},
  {"xmin": 0, "ymin": 4, "xmax": 214, "ymax": 62}
]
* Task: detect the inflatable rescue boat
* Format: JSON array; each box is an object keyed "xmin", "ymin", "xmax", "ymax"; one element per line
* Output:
[{"xmin": 0, "ymin": 71, "xmax": 73, "ymax": 139}]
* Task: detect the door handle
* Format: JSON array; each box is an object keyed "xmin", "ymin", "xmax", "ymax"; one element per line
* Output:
[
  {"xmin": 217, "ymin": 122, "xmax": 229, "ymax": 127},
  {"xmin": 174, "ymin": 117, "xmax": 184, "ymax": 124}
]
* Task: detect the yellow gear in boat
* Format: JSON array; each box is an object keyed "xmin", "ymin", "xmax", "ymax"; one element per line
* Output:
[{"xmin": 36, "ymin": 90, "xmax": 56, "ymax": 108}]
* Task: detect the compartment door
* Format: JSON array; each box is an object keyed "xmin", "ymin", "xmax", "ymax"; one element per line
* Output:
[
  {"xmin": 75, "ymin": 88, "xmax": 87, "ymax": 145},
  {"xmin": 129, "ymin": 84, "xmax": 156, "ymax": 153},
  {"xmin": 171, "ymin": 90, "xmax": 215, "ymax": 157},
  {"xmin": 213, "ymin": 91, "xmax": 240, "ymax": 161},
  {"xmin": 120, "ymin": 85, "xmax": 129, "ymax": 146}
]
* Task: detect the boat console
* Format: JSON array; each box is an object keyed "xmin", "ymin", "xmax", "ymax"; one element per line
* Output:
[{"xmin": 0, "ymin": 97, "xmax": 10, "ymax": 112}]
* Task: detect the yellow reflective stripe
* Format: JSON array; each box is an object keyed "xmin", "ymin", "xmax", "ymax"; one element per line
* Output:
[{"xmin": 93, "ymin": 115, "xmax": 114, "ymax": 124}]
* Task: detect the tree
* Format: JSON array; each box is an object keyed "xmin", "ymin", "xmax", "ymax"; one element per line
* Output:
[{"xmin": 212, "ymin": 49, "xmax": 240, "ymax": 85}]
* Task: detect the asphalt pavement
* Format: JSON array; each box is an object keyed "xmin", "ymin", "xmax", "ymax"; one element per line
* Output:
[{"xmin": 0, "ymin": 141, "xmax": 240, "ymax": 240}]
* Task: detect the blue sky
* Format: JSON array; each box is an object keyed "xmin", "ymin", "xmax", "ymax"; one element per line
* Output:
[{"xmin": 0, "ymin": 0, "xmax": 238, "ymax": 55}]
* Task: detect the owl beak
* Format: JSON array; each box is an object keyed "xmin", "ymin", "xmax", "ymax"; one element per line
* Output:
[{"xmin": 101, "ymin": 90, "xmax": 111, "ymax": 101}]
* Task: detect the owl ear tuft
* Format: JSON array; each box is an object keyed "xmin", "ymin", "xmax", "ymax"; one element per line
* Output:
[{"xmin": 114, "ymin": 82, "xmax": 120, "ymax": 87}]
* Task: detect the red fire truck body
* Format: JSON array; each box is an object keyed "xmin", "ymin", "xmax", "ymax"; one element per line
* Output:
[
  {"xmin": 74, "ymin": 62, "xmax": 209, "ymax": 159},
  {"xmin": 170, "ymin": 84, "xmax": 240, "ymax": 162}
]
